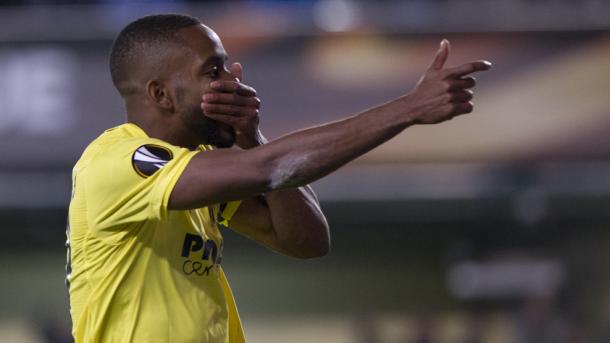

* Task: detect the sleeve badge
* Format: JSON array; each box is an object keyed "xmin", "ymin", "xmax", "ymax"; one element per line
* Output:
[{"xmin": 132, "ymin": 144, "xmax": 174, "ymax": 178}]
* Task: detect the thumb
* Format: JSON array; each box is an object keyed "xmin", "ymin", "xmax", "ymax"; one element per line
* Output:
[
  {"xmin": 230, "ymin": 62, "xmax": 243, "ymax": 82},
  {"xmin": 428, "ymin": 39, "xmax": 450, "ymax": 71}
]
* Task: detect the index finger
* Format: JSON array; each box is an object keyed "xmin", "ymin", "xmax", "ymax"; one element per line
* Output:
[
  {"xmin": 210, "ymin": 80, "xmax": 256, "ymax": 96},
  {"xmin": 444, "ymin": 60, "xmax": 492, "ymax": 78}
]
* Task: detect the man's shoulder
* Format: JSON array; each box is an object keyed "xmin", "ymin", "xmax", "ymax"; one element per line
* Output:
[
  {"xmin": 76, "ymin": 124, "xmax": 156, "ymax": 168},
  {"xmin": 74, "ymin": 123, "xmax": 195, "ymax": 182}
]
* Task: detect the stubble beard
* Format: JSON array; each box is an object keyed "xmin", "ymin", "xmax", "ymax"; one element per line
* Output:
[{"xmin": 182, "ymin": 105, "xmax": 236, "ymax": 149}]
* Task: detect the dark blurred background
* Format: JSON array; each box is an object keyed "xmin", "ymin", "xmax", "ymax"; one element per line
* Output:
[{"xmin": 1, "ymin": 0, "xmax": 610, "ymax": 342}]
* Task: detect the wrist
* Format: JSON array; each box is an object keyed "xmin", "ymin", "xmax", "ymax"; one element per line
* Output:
[
  {"xmin": 383, "ymin": 94, "xmax": 420, "ymax": 128},
  {"xmin": 235, "ymin": 129, "xmax": 267, "ymax": 149}
]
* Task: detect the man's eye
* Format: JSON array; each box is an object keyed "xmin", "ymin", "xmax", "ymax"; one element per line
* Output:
[{"xmin": 207, "ymin": 66, "xmax": 219, "ymax": 78}]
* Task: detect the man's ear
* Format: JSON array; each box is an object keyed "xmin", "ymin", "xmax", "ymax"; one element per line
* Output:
[{"xmin": 146, "ymin": 80, "xmax": 174, "ymax": 111}]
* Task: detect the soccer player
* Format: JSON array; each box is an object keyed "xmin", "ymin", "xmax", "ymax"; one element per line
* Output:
[{"xmin": 66, "ymin": 14, "xmax": 490, "ymax": 343}]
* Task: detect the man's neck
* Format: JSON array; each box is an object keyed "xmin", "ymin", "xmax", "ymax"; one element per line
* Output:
[{"xmin": 127, "ymin": 112, "xmax": 206, "ymax": 151}]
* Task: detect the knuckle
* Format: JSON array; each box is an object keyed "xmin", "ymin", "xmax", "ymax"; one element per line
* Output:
[{"xmin": 448, "ymin": 81, "xmax": 461, "ymax": 91}]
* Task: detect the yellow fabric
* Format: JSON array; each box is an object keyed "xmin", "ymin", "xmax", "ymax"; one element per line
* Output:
[
  {"xmin": 67, "ymin": 123, "xmax": 245, "ymax": 343},
  {"xmin": 219, "ymin": 201, "xmax": 241, "ymax": 227}
]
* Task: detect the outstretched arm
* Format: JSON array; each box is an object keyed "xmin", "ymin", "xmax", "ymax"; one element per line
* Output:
[{"xmin": 169, "ymin": 40, "xmax": 491, "ymax": 257}]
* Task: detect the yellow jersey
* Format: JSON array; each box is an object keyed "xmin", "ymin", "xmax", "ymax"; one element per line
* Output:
[{"xmin": 67, "ymin": 123, "xmax": 245, "ymax": 343}]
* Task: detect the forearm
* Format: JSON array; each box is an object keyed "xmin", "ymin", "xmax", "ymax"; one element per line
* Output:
[
  {"xmin": 262, "ymin": 185, "xmax": 329, "ymax": 257},
  {"xmin": 258, "ymin": 97, "xmax": 412, "ymax": 191}
]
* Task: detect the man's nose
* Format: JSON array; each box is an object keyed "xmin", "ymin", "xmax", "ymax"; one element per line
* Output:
[{"xmin": 220, "ymin": 67, "xmax": 236, "ymax": 82}]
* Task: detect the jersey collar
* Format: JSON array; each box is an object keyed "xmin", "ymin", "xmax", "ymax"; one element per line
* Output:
[{"xmin": 123, "ymin": 123, "xmax": 215, "ymax": 152}]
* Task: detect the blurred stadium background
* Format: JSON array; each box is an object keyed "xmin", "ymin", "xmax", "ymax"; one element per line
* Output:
[{"xmin": 1, "ymin": 0, "xmax": 610, "ymax": 342}]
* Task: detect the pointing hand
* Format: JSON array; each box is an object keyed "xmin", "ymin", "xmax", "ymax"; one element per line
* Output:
[{"xmin": 402, "ymin": 39, "xmax": 492, "ymax": 124}]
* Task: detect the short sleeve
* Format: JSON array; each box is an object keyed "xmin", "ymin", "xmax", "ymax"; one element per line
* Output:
[{"xmin": 84, "ymin": 138, "xmax": 198, "ymax": 237}]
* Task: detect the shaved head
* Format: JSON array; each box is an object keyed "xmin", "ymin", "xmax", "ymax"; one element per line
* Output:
[
  {"xmin": 109, "ymin": 14, "xmax": 201, "ymax": 95},
  {"xmin": 109, "ymin": 14, "xmax": 236, "ymax": 149}
]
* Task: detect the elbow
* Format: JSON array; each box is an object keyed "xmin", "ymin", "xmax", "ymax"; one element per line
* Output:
[
  {"xmin": 273, "ymin": 231, "xmax": 330, "ymax": 260},
  {"xmin": 265, "ymin": 154, "xmax": 311, "ymax": 191},
  {"xmin": 308, "ymin": 239, "xmax": 331, "ymax": 259},
  {"xmin": 291, "ymin": 241, "xmax": 330, "ymax": 260},
  {"xmin": 290, "ymin": 225, "xmax": 331, "ymax": 259},
  {"xmin": 303, "ymin": 240, "xmax": 330, "ymax": 259}
]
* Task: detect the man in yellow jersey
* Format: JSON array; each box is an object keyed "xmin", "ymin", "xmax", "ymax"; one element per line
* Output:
[{"xmin": 67, "ymin": 13, "xmax": 491, "ymax": 343}]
